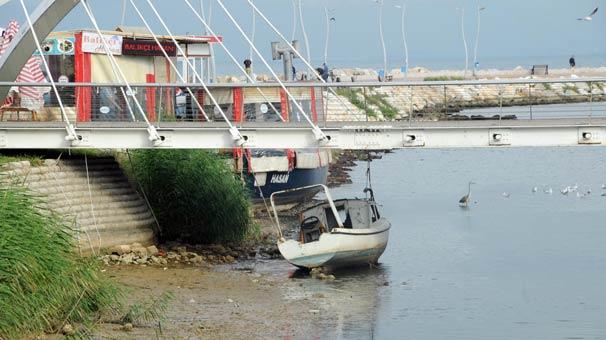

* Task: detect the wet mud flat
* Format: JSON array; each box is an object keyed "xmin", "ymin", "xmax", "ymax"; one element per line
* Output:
[{"xmin": 95, "ymin": 265, "xmax": 336, "ymax": 339}]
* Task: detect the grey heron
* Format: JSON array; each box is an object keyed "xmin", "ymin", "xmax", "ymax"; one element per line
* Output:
[{"xmin": 459, "ymin": 181, "xmax": 475, "ymax": 207}]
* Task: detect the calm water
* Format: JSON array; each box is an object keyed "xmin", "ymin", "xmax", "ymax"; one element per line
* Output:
[{"xmin": 263, "ymin": 147, "xmax": 606, "ymax": 339}]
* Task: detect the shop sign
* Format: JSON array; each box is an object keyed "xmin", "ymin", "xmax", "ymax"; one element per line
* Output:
[
  {"xmin": 34, "ymin": 38, "xmax": 75, "ymax": 55},
  {"xmin": 82, "ymin": 32, "xmax": 123, "ymax": 55},
  {"xmin": 122, "ymin": 38, "xmax": 177, "ymax": 57}
]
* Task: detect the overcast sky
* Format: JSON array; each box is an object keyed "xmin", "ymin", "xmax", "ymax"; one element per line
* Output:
[{"xmin": 1, "ymin": 0, "xmax": 604, "ymax": 71}]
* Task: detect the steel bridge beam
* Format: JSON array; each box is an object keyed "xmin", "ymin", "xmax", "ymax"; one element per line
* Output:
[
  {"xmin": 1, "ymin": 119, "xmax": 606, "ymax": 150},
  {"xmin": 0, "ymin": 0, "xmax": 79, "ymax": 98}
]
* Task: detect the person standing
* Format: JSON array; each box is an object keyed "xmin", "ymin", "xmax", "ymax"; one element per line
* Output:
[
  {"xmin": 569, "ymin": 56, "xmax": 576, "ymax": 69},
  {"xmin": 321, "ymin": 63, "xmax": 329, "ymax": 82},
  {"xmin": 244, "ymin": 59, "xmax": 253, "ymax": 82}
]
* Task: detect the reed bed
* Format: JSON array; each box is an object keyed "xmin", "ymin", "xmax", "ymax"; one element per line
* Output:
[
  {"xmin": 0, "ymin": 185, "xmax": 120, "ymax": 338},
  {"xmin": 128, "ymin": 150, "xmax": 251, "ymax": 244}
]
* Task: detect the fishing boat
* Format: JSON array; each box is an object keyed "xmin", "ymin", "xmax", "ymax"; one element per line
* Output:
[{"xmin": 270, "ymin": 183, "xmax": 391, "ymax": 270}]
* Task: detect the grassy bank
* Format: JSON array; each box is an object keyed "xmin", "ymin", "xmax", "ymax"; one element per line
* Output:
[
  {"xmin": 0, "ymin": 185, "xmax": 120, "ymax": 338},
  {"xmin": 127, "ymin": 150, "xmax": 252, "ymax": 244}
]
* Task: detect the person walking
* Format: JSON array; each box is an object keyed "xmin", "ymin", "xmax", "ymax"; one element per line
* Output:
[{"xmin": 569, "ymin": 56, "xmax": 576, "ymax": 69}]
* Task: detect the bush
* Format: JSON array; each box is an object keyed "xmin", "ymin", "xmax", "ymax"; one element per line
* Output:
[
  {"xmin": 128, "ymin": 150, "xmax": 251, "ymax": 244},
  {"xmin": 0, "ymin": 185, "xmax": 120, "ymax": 338}
]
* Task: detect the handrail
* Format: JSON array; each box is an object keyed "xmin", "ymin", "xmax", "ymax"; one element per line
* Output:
[
  {"xmin": 270, "ymin": 184, "xmax": 343, "ymax": 240},
  {"xmin": 2, "ymin": 77, "xmax": 605, "ymax": 89}
]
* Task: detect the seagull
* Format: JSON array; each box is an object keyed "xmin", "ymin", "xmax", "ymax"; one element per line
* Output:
[
  {"xmin": 544, "ymin": 187, "xmax": 553, "ymax": 195},
  {"xmin": 578, "ymin": 7, "xmax": 598, "ymax": 21},
  {"xmin": 502, "ymin": 192, "xmax": 511, "ymax": 199},
  {"xmin": 561, "ymin": 187, "xmax": 570, "ymax": 195},
  {"xmin": 532, "ymin": 186, "xmax": 538, "ymax": 194}
]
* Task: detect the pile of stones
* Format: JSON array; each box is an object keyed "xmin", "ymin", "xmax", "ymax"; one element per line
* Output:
[{"xmin": 100, "ymin": 242, "xmax": 282, "ymax": 266}]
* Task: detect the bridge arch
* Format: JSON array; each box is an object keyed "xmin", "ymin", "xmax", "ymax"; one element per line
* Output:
[{"xmin": 0, "ymin": 0, "xmax": 79, "ymax": 98}]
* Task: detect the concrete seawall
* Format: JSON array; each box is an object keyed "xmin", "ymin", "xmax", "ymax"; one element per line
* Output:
[{"xmin": 0, "ymin": 157, "xmax": 155, "ymax": 254}]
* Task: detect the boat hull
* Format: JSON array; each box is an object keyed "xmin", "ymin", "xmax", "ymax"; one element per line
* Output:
[
  {"xmin": 278, "ymin": 220, "xmax": 391, "ymax": 270},
  {"xmin": 247, "ymin": 166, "xmax": 329, "ymax": 205}
]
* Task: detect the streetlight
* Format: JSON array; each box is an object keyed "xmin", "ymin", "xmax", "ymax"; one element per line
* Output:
[
  {"xmin": 372, "ymin": 0, "xmax": 387, "ymax": 81},
  {"xmin": 472, "ymin": 5, "xmax": 486, "ymax": 77},
  {"xmin": 395, "ymin": 3, "xmax": 409, "ymax": 79},
  {"xmin": 298, "ymin": 0, "xmax": 312, "ymax": 63},
  {"xmin": 324, "ymin": 7, "xmax": 336, "ymax": 65},
  {"xmin": 458, "ymin": 7, "xmax": 469, "ymax": 78},
  {"xmin": 291, "ymin": 0, "xmax": 298, "ymax": 41}
]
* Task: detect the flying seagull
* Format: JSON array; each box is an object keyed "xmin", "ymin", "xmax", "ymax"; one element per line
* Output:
[{"xmin": 578, "ymin": 7, "xmax": 598, "ymax": 21}]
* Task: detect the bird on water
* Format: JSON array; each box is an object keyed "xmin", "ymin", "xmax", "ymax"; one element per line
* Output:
[{"xmin": 459, "ymin": 182, "xmax": 475, "ymax": 207}]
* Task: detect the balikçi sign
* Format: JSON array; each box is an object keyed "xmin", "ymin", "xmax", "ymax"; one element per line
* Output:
[
  {"xmin": 82, "ymin": 32, "xmax": 123, "ymax": 55},
  {"xmin": 121, "ymin": 38, "xmax": 177, "ymax": 57}
]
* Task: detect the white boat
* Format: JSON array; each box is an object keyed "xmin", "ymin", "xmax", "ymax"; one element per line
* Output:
[{"xmin": 270, "ymin": 184, "xmax": 391, "ymax": 270}]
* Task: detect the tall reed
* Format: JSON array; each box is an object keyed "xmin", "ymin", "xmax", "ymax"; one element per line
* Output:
[
  {"xmin": 0, "ymin": 185, "xmax": 120, "ymax": 338},
  {"xmin": 128, "ymin": 150, "xmax": 251, "ymax": 243}
]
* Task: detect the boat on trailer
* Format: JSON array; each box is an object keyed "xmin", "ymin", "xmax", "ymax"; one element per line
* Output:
[{"xmin": 270, "ymin": 184, "xmax": 391, "ymax": 270}]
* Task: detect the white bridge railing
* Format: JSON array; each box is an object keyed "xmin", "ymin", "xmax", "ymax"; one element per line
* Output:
[{"xmin": 1, "ymin": 78, "xmax": 606, "ymax": 150}]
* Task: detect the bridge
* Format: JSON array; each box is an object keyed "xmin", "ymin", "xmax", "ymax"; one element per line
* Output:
[
  {"xmin": 1, "ymin": 80, "xmax": 606, "ymax": 150},
  {"xmin": 1, "ymin": 1, "xmax": 606, "ymax": 150}
]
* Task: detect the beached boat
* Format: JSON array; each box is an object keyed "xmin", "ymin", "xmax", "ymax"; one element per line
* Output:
[{"xmin": 270, "ymin": 184, "xmax": 391, "ymax": 270}]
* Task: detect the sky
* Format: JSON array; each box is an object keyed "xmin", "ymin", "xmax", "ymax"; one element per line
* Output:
[{"xmin": 1, "ymin": 0, "xmax": 604, "ymax": 73}]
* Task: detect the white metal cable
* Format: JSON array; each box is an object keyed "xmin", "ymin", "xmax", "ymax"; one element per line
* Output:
[
  {"xmin": 249, "ymin": 0, "xmax": 255, "ymax": 62},
  {"xmin": 145, "ymin": 0, "xmax": 244, "ymax": 144},
  {"xmin": 18, "ymin": 0, "xmax": 78, "ymax": 142},
  {"xmin": 215, "ymin": 0, "xmax": 327, "ymax": 142},
  {"xmin": 128, "ymin": 0, "xmax": 210, "ymax": 121},
  {"xmin": 79, "ymin": 0, "xmax": 161, "ymax": 143},
  {"xmin": 182, "ymin": 0, "xmax": 284, "ymax": 122},
  {"xmin": 84, "ymin": 153, "xmax": 102, "ymax": 254},
  {"xmin": 247, "ymin": 0, "xmax": 358, "ymax": 119}
]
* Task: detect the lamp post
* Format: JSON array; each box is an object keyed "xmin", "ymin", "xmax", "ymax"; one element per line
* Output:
[
  {"xmin": 323, "ymin": 7, "xmax": 335, "ymax": 65},
  {"xmin": 458, "ymin": 7, "xmax": 469, "ymax": 78},
  {"xmin": 472, "ymin": 5, "xmax": 486, "ymax": 77},
  {"xmin": 373, "ymin": 0, "xmax": 387, "ymax": 81},
  {"xmin": 395, "ymin": 3, "xmax": 409, "ymax": 79},
  {"xmin": 291, "ymin": 0, "xmax": 298, "ymax": 41},
  {"xmin": 298, "ymin": 0, "xmax": 311, "ymax": 63}
]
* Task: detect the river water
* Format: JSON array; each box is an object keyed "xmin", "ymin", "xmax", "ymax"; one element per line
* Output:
[{"xmin": 261, "ymin": 147, "xmax": 606, "ymax": 339}]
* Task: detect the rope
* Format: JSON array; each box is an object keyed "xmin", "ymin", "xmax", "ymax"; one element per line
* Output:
[
  {"xmin": 84, "ymin": 153, "xmax": 102, "ymax": 254},
  {"xmin": 126, "ymin": 150, "xmax": 163, "ymax": 237},
  {"xmin": 52, "ymin": 153, "xmax": 96, "ymax": 257}
]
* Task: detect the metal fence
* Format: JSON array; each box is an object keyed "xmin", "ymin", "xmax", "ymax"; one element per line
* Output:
[{"xmin": 1, "ymin": 78, "xmax": 605, "ymax": 128}]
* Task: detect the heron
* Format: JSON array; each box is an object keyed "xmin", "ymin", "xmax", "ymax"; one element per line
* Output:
[
  {"xmin": 578, "ymin": 7, "xmax": 598, "ymax": 21},
  {"xmin": 459, "ymin": 181, "xmax": 475, "ymax": 207}
]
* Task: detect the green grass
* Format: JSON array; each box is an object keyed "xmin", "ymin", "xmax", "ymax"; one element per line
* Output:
[
  {"xmin": 562, "ymin": 85, "xmax": 580, "ymax": 94},
  {"xmin": 0, "ymin": 153, "xmax": 43, "ymax": 167},
  {"xmin": 127, "ymin": 150, "xmax": 251, "ymax": 244},
  {"xmin": 0, "ymin": 185, "xmax": 121, "ymax": 338},
  {"xmin": 423, "ymin": 76, "xmax": 465, "ymax": 82},
  {"xmin": 336, "ymin": 89, "xmax": 397, "ymax": 119}
]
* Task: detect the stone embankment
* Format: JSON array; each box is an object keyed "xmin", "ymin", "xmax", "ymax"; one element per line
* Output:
[
  {"xmin": 0, "ymin": 157, "xmax": 155, "ymax": 253},
  {"xmin": 325, "ymin": 80, "xmax": 606, "ymax": 121}
]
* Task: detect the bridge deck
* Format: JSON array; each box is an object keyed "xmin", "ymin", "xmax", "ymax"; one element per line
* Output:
[{"xmin": 2, "ymin": 118, "xmax": 606, "ymax": 150}]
